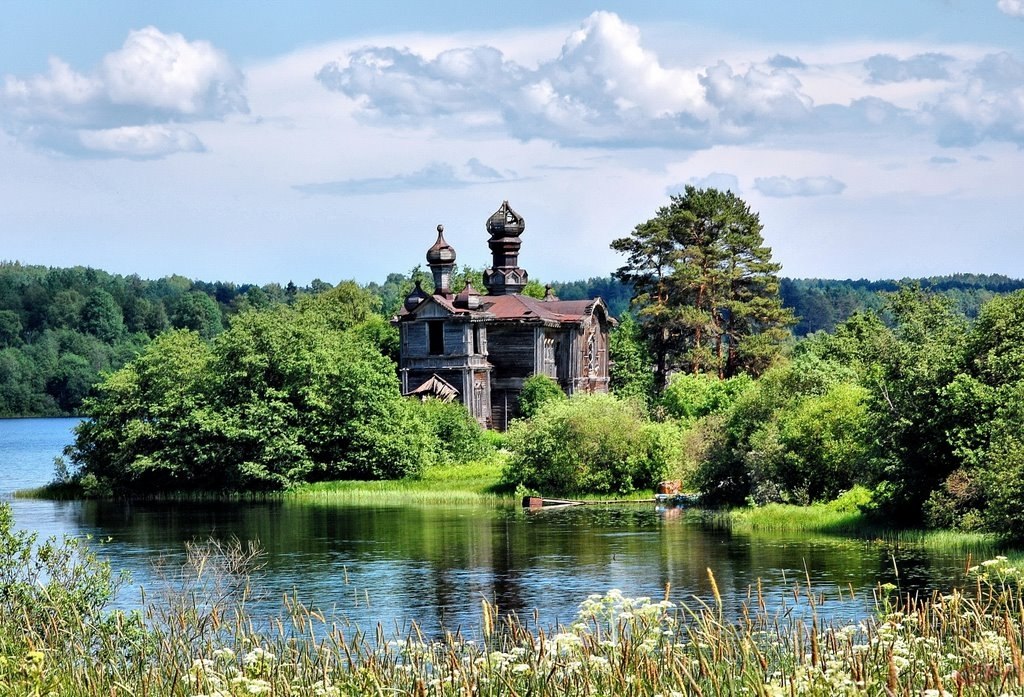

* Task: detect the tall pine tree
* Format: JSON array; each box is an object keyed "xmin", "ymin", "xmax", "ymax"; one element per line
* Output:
[{"xmin": 612, "ymin": 186, "xmax": 793, "ymax": 388}]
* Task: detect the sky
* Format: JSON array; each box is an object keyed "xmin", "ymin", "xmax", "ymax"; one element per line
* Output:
[{"xmin": 2, "ymin": 1, "xmax": 1024, "ymax": 287}]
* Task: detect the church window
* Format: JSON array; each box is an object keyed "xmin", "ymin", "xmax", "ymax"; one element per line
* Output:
[{"xmin": 428, "ymin": 321, "xmax": 445, "ymax": 355}]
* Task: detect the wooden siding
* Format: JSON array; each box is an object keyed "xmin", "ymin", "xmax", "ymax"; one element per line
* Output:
[{"xmin": 486, "ymin": 325, "xmax": 535, "ymax": 379}]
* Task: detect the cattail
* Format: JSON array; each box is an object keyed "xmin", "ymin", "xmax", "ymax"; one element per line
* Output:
[{"xmin": 707, "ymin": 568, "xmax": 721, "ymax": 606}]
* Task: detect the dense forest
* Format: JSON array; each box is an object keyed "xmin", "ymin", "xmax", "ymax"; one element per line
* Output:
[{"xmin": 4, "ymin": 259, "xmax": 1022, "ymax": 419}]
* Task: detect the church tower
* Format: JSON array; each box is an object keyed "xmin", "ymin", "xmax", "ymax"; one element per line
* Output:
[
  {"xmin": 426, "ymin": 224, "xmax": 456, "ymax": 296},
  {"xmin": 483, "ymin": 200, "xmax": 528, "ymax": 296}
]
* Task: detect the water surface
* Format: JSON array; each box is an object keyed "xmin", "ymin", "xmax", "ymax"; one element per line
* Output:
[{"xmin": 0, "ymin": 417, "xmax": 991, "ymax": 634}]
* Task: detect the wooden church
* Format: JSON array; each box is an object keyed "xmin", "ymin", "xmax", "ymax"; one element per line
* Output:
[{"xmin": 396, "ymin": 201, "xmax": 614, "ymax": 429}]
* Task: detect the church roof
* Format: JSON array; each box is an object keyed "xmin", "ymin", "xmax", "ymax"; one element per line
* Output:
[
  {"xmin": 395, "ymin": 289, "xmax": 612, "ymax": 326},
  {"xmin": 479, "ymin": 294, "xmax": 607, "ymax": 324}
]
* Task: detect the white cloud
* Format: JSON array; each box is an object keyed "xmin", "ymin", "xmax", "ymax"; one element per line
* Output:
[
  {"xmin": 928, "ymin": 52, "xmax": 1024, "ymax": 146},
  {"xmin": 313, "ymin": 12, "xmax": 1024, "ymax": 154},
  {"xmin": 754, "ymin": 175, "xmax": 846, "ymax": 197},
  {"xmin": 0, "ymin": 26, "xmax": 246, "ymax": 158},
  {"xmin": 699, "ymin": 61, "xmax": 812, "ymax": 131},
  {"xmin": 318, "ymin": 11, "xmax": 715, "ymax": 147},
  {"xmin": 77, "ymin": 126, "xmax": 205, "ymax": 159},
  {"xmin": 997, "ymin": 0, "xmax": 1024, "ymax": 17},
  {"xmin": 863, "ymin": 53, "xmax": 953, "ymax": 84},
  {"xmin": 101, "ymin": 27, "xmax": 245, "ymax": 116}
]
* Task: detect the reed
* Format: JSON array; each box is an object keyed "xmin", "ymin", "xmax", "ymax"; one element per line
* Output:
[{"xmin": 5, "ymin": 500, "xmax": 1024, "ymax": 696}]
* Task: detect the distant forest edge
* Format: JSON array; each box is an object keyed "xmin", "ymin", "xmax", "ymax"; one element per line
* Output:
[{"xmin": 1, "ymin": 260, "xmax": 1022, "ymax": 417}]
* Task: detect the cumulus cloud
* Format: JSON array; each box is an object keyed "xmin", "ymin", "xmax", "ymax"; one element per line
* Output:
[
  {"xmin": 928, "ymin": 52, "xmax": 1024, "ymax": 147},
  {"xmin": 315, "ymin": 11, "xmax": 1022, "ymax": 152},
  {"xmin": 754, "ymin": 175, "xmax": 846, "ymax": 197},
  {"xmin": 318, "ymin": 11, "xmax": 725, "ymax": 147},
  {"xmin": 997, "ymin": 0, "xmax": 1024, "ymax": 17},
  {"xmin": 293, "ymin": 159, "xmax": 508, "ymax": 196},
  {"xmin": 864, "ymin": 53, "xmax": 954, "ymax": 83},
  {"xmin": 670, "ymin": 172, "xmax": 741, "ymax": 194},
  {"xmin": 700, "ymin": 61, "xmax": 813, "ymax": 130},
  {"xmin": 0, "ymin": 26, "xmax": 246, "ymax": 158}
]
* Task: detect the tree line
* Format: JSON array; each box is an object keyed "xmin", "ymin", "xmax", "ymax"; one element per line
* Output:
[
  {"xmin": 2, "ymin": 257, "xmax": 1020, "ymax": 419},
  {"xmin": 18, "ymin": 185, "xmax": 1024, "ymax": 537}
]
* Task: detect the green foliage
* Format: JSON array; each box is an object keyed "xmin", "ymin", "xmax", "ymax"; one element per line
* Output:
[
  {"xmin": 521, "ymin": 279, "xmax": 546, "ymax": 299},
  {"xmin": 410, "ymin": 397, "xmax": 491, "ymax": 465},
  {"xmin": 782, "ymin": 274, "xmax": 1024, "ymax": 335},
  {"xmin": 0, "ymin": 262, "xmax": 340, "ymax": 416},
  {"xmin": 0, "ymin": 502, "xmax": 142, "ymax": 667},
  {"xmin": 828, "ymin": 485, "xmax": 875, "ymax": 514},
  {"xmin": 691, "ymin": 354, "xmax": 869, "ymax": 505},
  {"xmin": 800, "ymin": 288, "xmax": 970, "ymax": 521},
  {"xmin": 504, "ymin": 394, "xmax": 684, "ymax": 495},
  {"xmin": 612, "ymin": 186, "xmax": 793, "ymax": 387},
  {"xmin": 171, "ymin": 291, "xmax": 224, "ymax": 338},
  {"xmin": 71, "ymin": 300, "xmax": 434, "ymax": 493},
  {"xmin": 608, "ymin": 315, "xmax": 654, "ymax": 404},
  {"xmin": 660, "ymin": 371, "xmax": 751, "ymax": 421},
  {"xmin": 517, "ymin": 373, "xmax": 567, "ymax": 419}
]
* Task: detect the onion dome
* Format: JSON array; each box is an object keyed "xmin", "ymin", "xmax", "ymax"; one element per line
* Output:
[
  {"xmin": 542, "ymin": 284, "xmax": 559, "ymax": 302},
  {"xmin": 426, "ymin": 224, "xmax": 457, "ymax": 264},
  {"xmin": 486, "ymin": 201, "xmax": 525, "ymax": 238},
  {"xmin": 403, "ymin": 279, "xmax": 430, "ymax": 312}
]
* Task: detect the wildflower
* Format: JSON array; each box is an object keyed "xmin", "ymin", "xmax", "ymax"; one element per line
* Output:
[{"xmin": 212, "ymin": 647, "xmax": 235, "ymax": 661}]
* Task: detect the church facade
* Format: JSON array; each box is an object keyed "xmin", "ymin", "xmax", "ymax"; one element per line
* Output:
[{"xmin": 396, "ymin": 201, "xmax": 614, "ymax": 429}]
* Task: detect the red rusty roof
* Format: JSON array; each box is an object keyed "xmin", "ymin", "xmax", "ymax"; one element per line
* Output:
[{"xmin": 479, "ymin": 294, "xmax": 604, "ymax": 323}]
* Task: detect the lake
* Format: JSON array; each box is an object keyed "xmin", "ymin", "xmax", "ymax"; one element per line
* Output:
[{"xmin": 0, "ymin": 417, "xmax": 994, "ymax": 635}]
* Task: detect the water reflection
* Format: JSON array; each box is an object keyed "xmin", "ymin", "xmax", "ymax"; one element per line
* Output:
[
  {"xmin": 10, "ymin": 497, "xmax": 977, "ymax": 634},
  {"xmin": 0, "ymin": 419, "xmax": 995, "ymax": 636}
]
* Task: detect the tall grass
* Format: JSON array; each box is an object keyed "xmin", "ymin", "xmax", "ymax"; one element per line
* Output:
[{"xmin": 5, "ymin": 501, "xmax": 1024, "ymax": 696}]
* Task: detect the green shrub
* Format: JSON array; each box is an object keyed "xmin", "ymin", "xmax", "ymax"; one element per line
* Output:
[
  {"xmin": 660, "ymin": 372, "xmax": 752, "ymax": 422},
  {"xmin": 412, "ymin": 397, "xmax": 491, "ymax": 466},
  {"xmin": 827, "ymin": 485, "xmax": 875, "ymax": 514},
  {"xmin": 517, "ymin": 374, "xmax": 566, "ymax": 419},
  {"xmin": 503, "ymin": 394, "xmax": 683, "ymax": 495}
]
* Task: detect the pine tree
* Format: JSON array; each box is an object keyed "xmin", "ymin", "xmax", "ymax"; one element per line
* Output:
[{"xmin": 612, "ymin": 186, "xmax": 793, "ymax": 388}]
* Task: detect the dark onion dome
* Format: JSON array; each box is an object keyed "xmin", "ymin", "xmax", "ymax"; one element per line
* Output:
[
  {"xmin": 403, "ymin": 279, "xmax": 430, "ymax": 312},
  {"xmin": 426, "ymin": 224, "xmax": 457, "ymax": 264},
  {"xmin": 486, "ymin": 200, "xmax": 525, "ymax": 238}
]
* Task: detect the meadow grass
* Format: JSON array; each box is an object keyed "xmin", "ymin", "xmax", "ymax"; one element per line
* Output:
[{"xmin": 6, "ymin": 497, "xmax": 1024, "ymax": 697}]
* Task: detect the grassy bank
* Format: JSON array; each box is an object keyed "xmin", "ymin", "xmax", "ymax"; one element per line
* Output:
[
  {"xmin": 288, "ymin": 458, "xmax": 513, "ymax": 505},
  {"xmin": 5, "ymin": 498, "xmax": 1024, "ymax": 696},
  {"xmin": 692, "ymin": 501, "xmax": 1006, "ymax": 554}
]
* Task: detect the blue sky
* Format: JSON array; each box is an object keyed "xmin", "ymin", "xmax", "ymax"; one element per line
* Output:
[{"xmin": 2, "ymin": 1, "xmax": 1023, "ymax": 286}]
